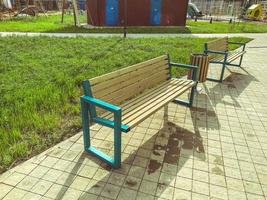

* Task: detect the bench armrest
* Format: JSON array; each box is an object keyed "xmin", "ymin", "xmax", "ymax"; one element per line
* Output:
[
  {"xmin": 228, "ymin": 41, "xmax": 246, "ymax": 45},
  {"xmin": 204, "ymin": 50, "xmax": 228, "ymax": 55},
  {"xmin": 81, "ymin": 95, "xmax": 121, "ymax": 113},
  {"xmin": 228, "ymin": 41, "xmax": 246, "ymax": 51},
  {"xmin": 169, "ymin": 62, "xmax": 198, "ymax": 82},
  {"xmin": 169, "ymin": 62, "xmax": 198, "ymax": 70},
  {"xmin": 81, "ymin": 95, "xmax": 130, "ymax": 131}
]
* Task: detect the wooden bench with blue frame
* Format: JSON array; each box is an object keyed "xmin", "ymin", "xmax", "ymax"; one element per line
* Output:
[
  {"xmin": 204, "ymin": 37, "xmax": 246, "ymax": 82},
  {"xmin": 80, "ymin": 55, "xmax": 198, "ymax": 168}
]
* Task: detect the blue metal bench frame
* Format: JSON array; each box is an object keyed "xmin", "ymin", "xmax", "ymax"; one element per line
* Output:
[
  {"xmin": 204, "ymin": 41, "xmax": 246, "ymax": 82},
  {"xmin": 80, "ymin": 55, "xmax": 198, "ymax": 168}
]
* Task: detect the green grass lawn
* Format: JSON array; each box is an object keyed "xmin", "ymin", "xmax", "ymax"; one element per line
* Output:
[
  {"xmin": 0, "ymin": 36, "xmax": 251, "ymax": 172},
  {"xmin": 0, "ymin": 14, "xmax": 267, "ymax": 33}
]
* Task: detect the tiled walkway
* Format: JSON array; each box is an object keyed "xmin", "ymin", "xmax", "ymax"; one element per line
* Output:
[{"xmin": 1, "ymin": 35, "xmax": 267, "ymax": 200}]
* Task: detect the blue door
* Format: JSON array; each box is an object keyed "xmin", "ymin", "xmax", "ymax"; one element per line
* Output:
[
  {"xmin": 105, "ymin": 0, "xmax": 119, "ymax": 26},
  {"xmin": 150, "ymin": 0, "xmax": 161, "ymax": 25}
]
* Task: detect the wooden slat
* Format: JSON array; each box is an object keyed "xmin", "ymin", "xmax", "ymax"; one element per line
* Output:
[
  {"xmin": 121, "ymin": 80, "xmax": 190, "ymax": 121},
  {"xmin": 92, "ymin": 62, "xmax": 168, "ymax": 98},
  {"xmin": 100, "ymin": 79, "xmax": 181, "ymax": 120},
  {"xmin": 101, "ymin": 70, "xmax": 169, "ymax": 105},
  {"xmin": 227, "ymin": 51, "xmax": 246, "ymax": 63},
  {"xmin": 90, "ymin": 55, "xmax": 168, "ymax": 85},
  {"xmin": 124, "ymin": 81, "xmax": 194, "ymax": 127},
  {"xmin": 206, "ymin": 37, "xmax": 228, "ymax": 52}
]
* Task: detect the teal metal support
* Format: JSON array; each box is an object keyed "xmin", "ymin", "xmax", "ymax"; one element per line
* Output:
[
  {"xmin": 81, "ymin": 97, "xmax": 90, "ymax": 150},
  {"xmin": 219, "ymin": 53, "xmax": 228, "ymax": 82},
  {"xmin": 204, "ymin": 49, "xmax": 228, "ymax": 82},
  {"xmin": 81, "ymin": 81, "xmax": 130, "ymax": 168},
  {"xmin": 113, "ymin": 109, "xmax": 122, "ymax": 168},
  {"xmin": 169, "ymin": 62, "xmax": 198, "ymax": 107},
  {"xmin": 82, "ymin": 80, "xmax": 97, "ymax": 120}
]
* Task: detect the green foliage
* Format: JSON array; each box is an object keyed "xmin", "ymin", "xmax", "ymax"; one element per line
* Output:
[
  {"xmin": 0, "ymin": 36, "xmax": 251, "ymax": 171},
  {"xmin": 0, "ymin": 14, "xmax": 267, "ymax": 33}
]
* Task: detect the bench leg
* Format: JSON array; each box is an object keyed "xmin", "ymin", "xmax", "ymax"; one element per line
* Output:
[
  {"xmin": 238, "ymin": 55, "xmax": 244, "ymax": 67},
  {"xmin": 81, "ymin": 99, "xmax": 90, "ymax": 150},
  {"xmin": 81, "ymin": 98, "xmax": 122, "ymax": 169},
  {"xmin": 114, "ymin": 110, "xmax": 122, "ymax": 168},
  {"xmin": 219, "ymin": 63, "xmax": 227, "ymax": 83},
  {"xmin": 173, "ymin": 84, "xmax": 196, "ymax": 107}
]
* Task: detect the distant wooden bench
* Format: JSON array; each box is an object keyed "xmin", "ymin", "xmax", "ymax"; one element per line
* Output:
[
  {"xmin": 80, "ymin": 55, "xmax": 198, "ymax": 168},
  {"xmin": 204, "ymin": 37, "xmax": 246, "ymax": 82}
]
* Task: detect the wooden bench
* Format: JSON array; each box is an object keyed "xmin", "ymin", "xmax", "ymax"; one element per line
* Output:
[
  {"xmin": 204, "ymin": 37, "xmax": 246, "ymax": 82},
  {"xmin": 80, "ymin": 55, "xmax": 198, "ymax": 168}
]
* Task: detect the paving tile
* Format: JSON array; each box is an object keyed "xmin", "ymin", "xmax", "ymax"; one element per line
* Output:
[
  {"xmin": 70, "ymin": 176, "xmax": 90, "ymax": 191},
  {"xmin": 246, "ymin": 193, "xmax": 266, "ymax": 200},
  {"xmin": 30, "ymin": 165, "xmax": 50, "ymax": 178},
  {"xmin": 117, "ymin": 188, "xmax": 137, "ymax": 200},
  {"xmin": 0, "ymin": 183, "xmax": 13, "ymax": 199},
  {"xmin": 40, "ymin": 156, "xmax": 59, "ymax": 168},
  {"xmin": 156, "ymin": 185, "xmax": 174, "ymax": 200},
  {"xmin": 44, "ymin": 183, "xmax": 68, "ymax": 199},
  {"xmin": 42, "ymin": 168, "xmax": 63, "ymax": 182},
  {"xmin": 244, "ymin": 181, "xmax": 263, "ymax": 196},
  {"xmin": 139, "ymin": 179, "xmax": 157, "ymax": 195},
  {"xmin": 123, "ymin": 176, "xmax": 141, "ymax": 191},
  {"xmin": 3, "ymin": 187, "xmax": 27, "ymax": 200},
  {"xmin": 173, "ymin": 188, "xmax": 191, "ymax": 200},
  {"xmin": 226, "ymin": 177, "xmax": 245, "ymax": 192},
  {"xmin": 56, "ymin": 172, "xmax": 76, "ymax": 186},
  {"xmin": 227, "ymin": 189, "xmax": 246, "ymax": 200},
  {"xmin": 86, "ymin": 179, "xmax": 105, "ymax": 195},
  {"xmin": 17, "ymin": 176, "xmax": 39, "ymax": 190},
  {"xmin": 14, "ymin": 162, "xmax": 38, "ymax": 175},
  {"xmin": 209, "ymin": 185, "xmax": 228, "ymax": 200},
  {"xmin": 101, "ymin": 183, "xmax": 121, "ymax": 199},
  {"xmin": 3, "ymin": 172, "xmax": 26, "ymax": 186},
  {"xmin": 192, "ymin": 180, "xmax": 209, "ymax": 196},
  {"xmin": 32, "ymin": 179, "xmax": 53, "ymax": 195},
  {"xmin": 21, "ymin": 192, "xmax": 42, "ymax": 200},
  {"xmin": 136, "ymin": 191, "xmax": 154, "ymax": 200},
  {"xmin": 61, "ymin": 188, "xmax": 82, "ymax": 200},
  {"xmin": 175, "ymin": 176, "xmax": 192, "ymax": 191},
  {"xmin": 78, "ymin": 192, "xmax": 98, "ymax": 200}
]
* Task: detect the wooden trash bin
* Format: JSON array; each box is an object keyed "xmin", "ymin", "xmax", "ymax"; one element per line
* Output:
[{"xmin": 189, "ymin": 54, "xmax": 209, "ymax": 83}]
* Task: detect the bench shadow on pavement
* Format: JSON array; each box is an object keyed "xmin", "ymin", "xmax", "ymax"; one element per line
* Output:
[
  {"xmin": 55, "ymin": 105, "xmax": 205, "ymax": 199},
  {"xmin": 204, "ymin": 69, "xmax": 258, "ymax": 108}
]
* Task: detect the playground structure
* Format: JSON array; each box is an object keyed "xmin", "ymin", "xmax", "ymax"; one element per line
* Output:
[
  {"xmin": 0, "ymin": 0, "xmax": 85, "ymax": 20},
  {"xmin": 187, "ymin": 2, "xmax": 205, "ymax": 18},
  {"xmin": 189, "ymin": 0, "xmax": 267, "ymax": 22}
]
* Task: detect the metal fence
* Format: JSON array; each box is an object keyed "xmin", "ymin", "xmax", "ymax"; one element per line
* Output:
[{"xmin": 189, "ymin": 0, "xmax": 244, "ymax": 17}]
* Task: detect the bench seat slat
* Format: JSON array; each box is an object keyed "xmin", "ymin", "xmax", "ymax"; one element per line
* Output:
[
  {"xmin": 100, "ymin": 79, "xmax": 181, "ymax": 119},
  {"xmin": 210, "ymin": 51, "xmax": 246, "ymax": 63},
  {"xmin": 124, "ymin": 80, "xmax": 194, "ymax": 128},
  {"xmin": 99, "ymin": 78, "xmax": 194, "ymax": 130}
]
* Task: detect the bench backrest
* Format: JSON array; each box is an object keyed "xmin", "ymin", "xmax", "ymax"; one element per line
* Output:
[
  {"xmin": 205, "ymin": 37, "xmax": 228, "ymax": 52},
  {"xmin": 89, "ymin": 55, "xmax": 170, "ymax": 105}
]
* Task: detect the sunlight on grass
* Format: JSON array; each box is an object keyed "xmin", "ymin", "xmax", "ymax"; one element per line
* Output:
[{"xmin": 0, "ymin": 14, "xmax": 267, "ymax": 33}]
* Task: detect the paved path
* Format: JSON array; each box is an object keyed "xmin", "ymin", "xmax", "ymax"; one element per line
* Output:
[
  {"xmin": 0, "ymin": 31, "xmax": 267, "ymax": 38},
  {"xmin": 0, "ymin": 35, "xmax": 267, "ymax": 200}
]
